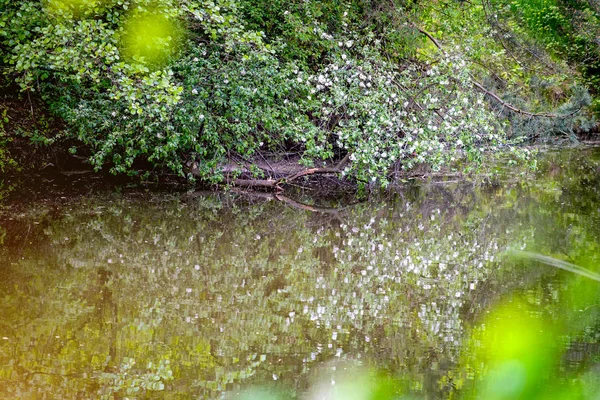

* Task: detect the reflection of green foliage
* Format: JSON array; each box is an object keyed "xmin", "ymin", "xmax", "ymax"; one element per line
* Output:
[
  {"xmin": 97, "ymin": 358, "xmax": 174, "ymax": 397},
  {"xmin": 0, "ymin": 185, "xmax": 529, "ymax": 398},
  {"xmin": 0, "ymin": 149, "xmax": 599, "ymax": 398}
]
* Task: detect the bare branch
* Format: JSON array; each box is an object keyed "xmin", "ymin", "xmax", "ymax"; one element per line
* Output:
[{"xmin": 412, "ymin": 23, "xmax": 582, "ymax": 119}]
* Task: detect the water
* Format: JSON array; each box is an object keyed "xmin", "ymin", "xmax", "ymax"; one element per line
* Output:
[{"xmin": 0, "ymin": 149, "xmax": 599, "ymax": 399}]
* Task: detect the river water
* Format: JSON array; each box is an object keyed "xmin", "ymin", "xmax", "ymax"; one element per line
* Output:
[{"xmin": 0, "ymin": 148, "xmax": 599, "ymax": 399}]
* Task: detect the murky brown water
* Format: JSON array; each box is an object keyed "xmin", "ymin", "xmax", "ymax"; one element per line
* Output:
[{"xmin": 1, "ymin": 149, "xmax": 599, "ymax": 399}]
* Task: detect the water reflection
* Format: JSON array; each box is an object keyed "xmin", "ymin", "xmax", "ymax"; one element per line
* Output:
[{"xmin": 0, "ymin": 149, "xmax": 599, "ymax": 399}]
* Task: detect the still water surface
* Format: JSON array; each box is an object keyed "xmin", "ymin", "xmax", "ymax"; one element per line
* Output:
[{"xmin": 1, "ymin": 149, "xmax": 599, "ymax": 399}]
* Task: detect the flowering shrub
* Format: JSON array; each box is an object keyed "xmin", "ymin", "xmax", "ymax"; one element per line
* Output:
[{"xmin": 298, "ymin": 42, "xmax": 531, "ymax": 185}]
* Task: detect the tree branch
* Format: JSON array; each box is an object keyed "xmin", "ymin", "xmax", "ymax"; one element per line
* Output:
[
  {"xmin": 217, "ymin": 153, "xmax": 353, "ymax": 191},
  {"xmin": 412, "ymin": 23, "xmax": 582, "ymax": 119}
]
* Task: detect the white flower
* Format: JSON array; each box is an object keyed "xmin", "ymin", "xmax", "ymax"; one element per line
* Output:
[{"xmin": 191, "ymin": 88, "xmax": 198, "ymax": 95}]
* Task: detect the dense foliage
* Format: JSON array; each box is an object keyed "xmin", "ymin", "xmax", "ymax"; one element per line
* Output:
[{"xmin": 0, "ymin": 0, "xmax": 598, "ymax": 183}]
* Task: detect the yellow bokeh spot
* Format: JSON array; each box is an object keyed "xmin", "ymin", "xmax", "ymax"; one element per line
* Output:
[
  {"xmin": 120, "ymin": 13, "xmax": 184, "ymax": 68},
  {"xmin": 476, "ymin": 298, "xmax": 561, "ymax": 399},
  {"xmin": 45, "ymin": 0, "xmax": 105, "ymax": 18}
]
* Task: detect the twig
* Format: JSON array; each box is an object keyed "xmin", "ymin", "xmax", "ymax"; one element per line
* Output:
[{"xmin": 411, "ymin": 23, "xmax": 442, "ymax": 50}]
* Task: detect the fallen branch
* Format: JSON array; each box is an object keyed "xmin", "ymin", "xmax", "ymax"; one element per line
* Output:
[
  {"xmin": 230, "ymin": 178, "xmax": 280, "ymax": 190},
  {"xmin": 277, "ymin": 166, "xmax": 341, "ymax": 184},
  {"xmin": 216, "ymin": 153, "xmax": 352, "ymax": 191},
  {"xmin": 275, "ymin": 153, "xmax": 351, "ymax": 186}
]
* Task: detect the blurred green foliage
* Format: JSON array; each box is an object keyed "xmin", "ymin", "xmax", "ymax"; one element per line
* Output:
[{"xmin": 120, "ymin": 11, "xmax": 184, "ymax": 68}]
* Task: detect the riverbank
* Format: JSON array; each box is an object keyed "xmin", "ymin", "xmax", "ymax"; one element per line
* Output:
[
  {"xmin": 1, "ymin": 146, "xmax": 598, "ymax": 218},
  {"xmin": 1, "ymin": 85, "xmax": 599, "ymax": 197}
]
